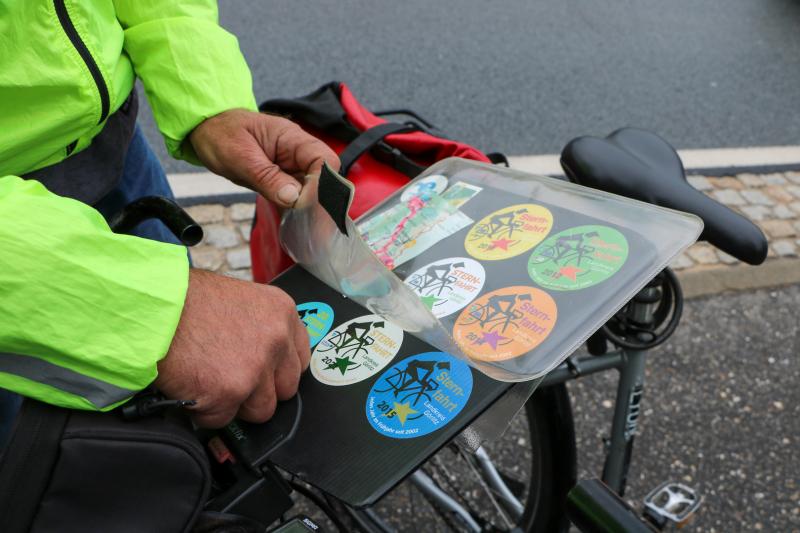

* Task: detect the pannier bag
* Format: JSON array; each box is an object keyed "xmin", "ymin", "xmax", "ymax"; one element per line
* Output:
[
  {"xmin": 0, "ymin": 399, "xmax": 210, "ymax": 533},
  {"xmin": 250, "ymin": 81, "xmax": 497, "ymax": 282}
]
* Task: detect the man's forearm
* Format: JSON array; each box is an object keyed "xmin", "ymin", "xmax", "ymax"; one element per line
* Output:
[{"xmin": 0, "ymin": 176, "xmax": 188, "ymax": 410}]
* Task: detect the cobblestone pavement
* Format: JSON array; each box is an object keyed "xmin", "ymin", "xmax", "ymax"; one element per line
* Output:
[
  {"xmin": 185, "ymin": 170, "xmax": 800, "ymax": 281},
  {"xmin": 186, "ymin": 201, "xmax": 255, "ymax": 279}
]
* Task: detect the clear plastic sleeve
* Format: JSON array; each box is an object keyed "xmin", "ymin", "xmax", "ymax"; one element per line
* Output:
[{"xmin": 281, "ymin": 159, "xmax": 703, "ymax": 382}]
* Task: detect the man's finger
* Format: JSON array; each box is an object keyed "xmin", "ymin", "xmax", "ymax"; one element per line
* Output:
[
  {"xmin": 192, "ymin": 410, "xmax": 235, "ymax": 429},
  {"xmin": 274, "ymin": 349, "xmax": 302, "ymax": 402},
  {"xmin": 190, "ymin": 401, "xmax": 239, "ymax": 429},
  {"xmin": 238, "ymin": 372, "xmax": 278, "ymax": 424},
  {"xmin": 249, "ymin": 160, "xmax": 302, "ymax": 208},
  {"xmin": 291, "ymin": 134, "xmax": 340, "ymax": 175},
  {"xmin": 293, "ymin": 315, "xmax": 312, "ymax": 371}
]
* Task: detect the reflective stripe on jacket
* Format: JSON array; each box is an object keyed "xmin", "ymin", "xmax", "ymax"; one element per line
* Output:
[{"xmin": 0, "ymin": 1, "xmax": 256, "ymax": 410}]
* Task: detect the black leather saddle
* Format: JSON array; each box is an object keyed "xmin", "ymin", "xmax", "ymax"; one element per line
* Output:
[{"xmin": 560, "ymin": 128, "xmax": 768, "ymax": 265}]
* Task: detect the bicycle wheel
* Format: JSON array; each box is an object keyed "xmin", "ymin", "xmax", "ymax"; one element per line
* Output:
[{"xmin": 333, "ymin": 384, "xmax": 576, "ymax": 532}]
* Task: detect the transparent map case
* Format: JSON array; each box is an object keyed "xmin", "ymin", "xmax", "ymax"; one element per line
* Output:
[{"xmin": 282, "ymin": 158, "xmax": 703, "ymax": 382}]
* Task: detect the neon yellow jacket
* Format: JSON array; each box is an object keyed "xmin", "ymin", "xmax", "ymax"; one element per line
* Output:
[{"xmin": 0, "ymin": 0, "xmax": 257, "ymax": 410}]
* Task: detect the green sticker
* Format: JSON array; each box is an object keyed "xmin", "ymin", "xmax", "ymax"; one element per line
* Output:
[{"xmin": 527, "ymin": 225, "xmax": 628, "ymax": 290}]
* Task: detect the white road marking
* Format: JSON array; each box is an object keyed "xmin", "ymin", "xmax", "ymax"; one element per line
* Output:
[
  {"xmin": 170, "ymin": 146, "xmax": 800, "ymax": 200},
  {"xmin": 168, "ymin": 172, "xmax": 250, "ymax": 199},
  {"xmin": 510, "ymin": 145, "xmax": 800, "ymax": 176}
]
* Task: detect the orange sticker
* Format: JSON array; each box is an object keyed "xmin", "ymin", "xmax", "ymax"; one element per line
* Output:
[
  {"xmin": 453, "ymin": 286, "xmax": 557, "ymax": 361},
  {"xmin": 464, "ymin": 204, "xmax": 553, "ymax": 261}
]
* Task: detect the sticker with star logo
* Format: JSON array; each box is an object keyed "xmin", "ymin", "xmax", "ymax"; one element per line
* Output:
[
  {"xmin": 297, "ymin": 302, "xmax": 335, "ymax": 348},
  {"xmin": 527, "ymin": 225, "xmax": 629, "ymax": 291},
  {"xmin": 366, "ymin": 352, "xmax": 473, "ymax": 439},
  {"xmin": 403, "ymin": 257, "xmax": 486, "ymax": 318},
  {"xmin": 452, "ymin": 286, "xmax": 557, "ymax": 361},
  {"xmin": 464, "ymin": 204, "xmax": 553, "ymax": 261},
  {"xmin": 310, "ymin": 314, "xmax": 404, "ymax": 386}
]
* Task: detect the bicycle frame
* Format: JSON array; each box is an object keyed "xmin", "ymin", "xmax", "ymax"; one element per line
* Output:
[
  {"xmin": 542, "ymin": 348, "xmax": 646, "ymax": 495},
  {"xmin": 541, "ymin": 285, "xmax": 659, "ymax": 495}
]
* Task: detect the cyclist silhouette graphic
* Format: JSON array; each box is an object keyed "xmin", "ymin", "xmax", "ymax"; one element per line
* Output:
[
  {"xmin": 462, "ymin": 293, "xmax": 532, "ymax": 336},
  {"xmin": 375, "ymin": 358, "xmax": 451, "ymax": 410},
  {"xmin": 470, "ymin": 208, "xmax": 528, "ymax": 242},
  {"xmin": 408, "ymin": 262, "xmax": 465, "ymax": 297},
  {"xmin": 297, "ymin": 307, "xmax": 319, "ymax": 320},
  {"xmin": 319, "ymin": 322, "xmax": 385, "ymax": 362},
  {"xmin": 532, "ymin": 230, "xmax": 600, "ymax": 268}
]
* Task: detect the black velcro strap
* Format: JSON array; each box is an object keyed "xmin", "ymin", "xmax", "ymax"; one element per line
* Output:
[
  {"xmin": 339, "ymin": 123, "xmax": 417, "ymax": 176},
  {"xmin": 318, "ymin": 163, "xmax": 354, "ymax": 236}
]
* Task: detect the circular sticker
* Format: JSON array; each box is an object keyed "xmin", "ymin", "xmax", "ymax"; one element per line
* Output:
[
  {"xmin": 453, "ymin": 286, "xmax": 557, "ymax": 361},
  {"xmin": 310, "ymin": 314, "xmax": 404, "ymax": 386},
  {"xmin": 404, "ymin": 257, "xmax": 486, "ymax": 318},
  {"xmin": 366, "ymin": 352, "xmax": 473, "ymax": 439},
  {"xmin": 400, "ymin": 174, "xmax": 448, "ymax": 203},
  {"xmin": 464, "ymin": 204, "xmax": 553, "ymax": 261},
  {"xmin": 528, "ymin": 225, "xmax": 629, "ymax": 290},
  {"xmin": 297, "ymin": 302, "xmax": 335, "ymax": 347}
]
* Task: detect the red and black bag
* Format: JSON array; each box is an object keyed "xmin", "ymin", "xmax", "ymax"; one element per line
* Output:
[{"xmin": 250, "ymin": 81, "xmax": 503, "ymax": 283}]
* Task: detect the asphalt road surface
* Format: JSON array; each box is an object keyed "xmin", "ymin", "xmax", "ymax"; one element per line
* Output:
[{"xmin": 137, "ymin": 0, "xmax": 800, "ymax": 173}]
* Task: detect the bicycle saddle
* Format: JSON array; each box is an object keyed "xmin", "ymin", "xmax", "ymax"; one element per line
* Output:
[{"xmin": 560, "ymin": 128, "xmax": 768, "ymax": 265}]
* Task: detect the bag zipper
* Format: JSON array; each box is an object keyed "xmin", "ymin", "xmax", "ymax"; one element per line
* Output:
[{"xmin": 53, "ymin": 0, "xmax": 110, "ymax": 125}]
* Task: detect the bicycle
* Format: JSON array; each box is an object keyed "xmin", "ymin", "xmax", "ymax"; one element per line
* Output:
[{"xmin": 118, "ymin": 127, "xmax": 766, "ymax": 533}]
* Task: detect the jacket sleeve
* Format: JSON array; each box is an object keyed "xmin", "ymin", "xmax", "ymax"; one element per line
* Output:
[
  {"xmin": 113, "ymin": 0, "xmax": 257, "ymax": 164},
  {"xmin": 0, "ymin": 176, "xmax": 189, "ymax": 411}
]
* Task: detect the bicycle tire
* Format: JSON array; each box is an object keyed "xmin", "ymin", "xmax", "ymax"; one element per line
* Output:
[{"xmin": 517, "ymin": 383, "xmax": 576, "ymax": 532}]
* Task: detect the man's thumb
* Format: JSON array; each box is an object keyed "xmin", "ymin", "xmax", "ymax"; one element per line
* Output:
[
  {"xmin": 251, "ymin": 163, "xmax": 301, "ymax": 208},
  {"xmin": 274, "ymin": 180, "xmax": 301, "ymax": 207}
]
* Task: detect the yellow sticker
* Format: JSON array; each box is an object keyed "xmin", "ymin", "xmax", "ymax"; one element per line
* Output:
[{"xmin": 464, "ymin": 204, "xmax": 553, "ymax": 260}]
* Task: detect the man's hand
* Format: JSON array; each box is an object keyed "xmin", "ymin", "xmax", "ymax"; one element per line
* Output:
[
  {"xmin": 156, "ymin": 269, "xmax": 310, "ymax": 428},
  {"xmin": 189, "ymin": 109, "xmax": 340, "ymax": 208}
]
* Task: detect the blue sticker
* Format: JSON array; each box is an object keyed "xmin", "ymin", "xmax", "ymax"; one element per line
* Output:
[
  {"xmin": 297, "ymin": 302, "xmax": 334, "ymax": 347},
  {"xmin": 365, "ymin": 352, "xmax": 473, "ymax": 439}
]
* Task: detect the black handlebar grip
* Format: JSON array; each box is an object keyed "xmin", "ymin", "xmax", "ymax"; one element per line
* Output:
[{"xmin": 108, "ymin": 196, "xmax": 203, "ymax": 246}]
